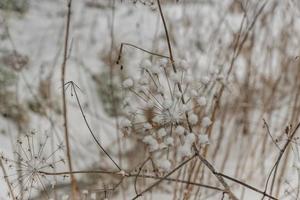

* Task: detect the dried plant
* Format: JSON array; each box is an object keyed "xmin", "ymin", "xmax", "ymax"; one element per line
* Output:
[
  {"xmin": 1, "ymin": 131, "xmax": 65, "ymax": 199},
  {"xmin": 2, "ymin": 0, "xmax": 300, "ymax": 199}
]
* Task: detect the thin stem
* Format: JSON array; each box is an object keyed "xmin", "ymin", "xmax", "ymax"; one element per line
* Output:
[
  {"xmin": 61, "ymin": 0, "xmax": 78, "ymax": 197},
  {"xmin": 39, "ymin": 170, "xmax": 119, "ymax": 176},
  {"xmin": 218, "ymin": 172, "xmax": 277, "ymax": 200},
  {"xmin": 156, "ymin": 0, "xmax": 192, "ymax": 132},
  {"xmin": 262, "ymin": 122, "xmax": 300, "ymax": 199},
  {"xmin": 132, "ymin": 154, "xmax": 197, "ymax": 199},
  {"xmin": 195, "ymin": 150, "xmax": 278, "ymax": 200},
  {"xmin": 196, "ymin": 151, "xmax": 238, "ymax": 200},
  {"xmin": 156, "ymin": 0, "xmax": 175, "ymax": 71},
  {"xmin": 68, "ymin": 81, "xmax": 122, "ymax": 171},
  {"xmin": 117, "ymin": 42, "xmax": 169, "ymax": 65},
  {"xmin": 39, "ymin": 166, "xmax": 224, "ymax": 192},
  {"xmin": 263, "ymin": 119, "xmax": 281, "ymax": 150},
  {"xmin": 134, "ymin": 157, "xmax": 151, "ymax": 195}
]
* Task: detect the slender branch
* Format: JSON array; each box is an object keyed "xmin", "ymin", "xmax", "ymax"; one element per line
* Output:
[
  {"xmin": 262, "ymin": 122, "xmax": 300, "ymax": 199},
  {"xmin": 65, "ymin": 81, "xmax": 122, "ymax": 171},
  {"xmin": 132, "ymin": 154, "xmax": 197, "ymax": 199},
  {"xmin": 156, "ymin": 0, "xmax": 192, "ymax": 133},
  {"xmin": 196, "ymin": 151, "xmax": 278, "ymax": 200},
  {"xmin": 39, "ymin": 165, "xmax": 224, "ymax": 192},
  {"xmin": 134, "ymin": 173, "xmax": 224, "ymax": 192},
  {"xmin": 196, "ymin": 152, "xmax": 238, "ymax": 200},
  {"xmin": 156, "ymin": 0, "xmax": 175, "ymax": 69},
  {"xmin": 134, "ymin": 157, "xmax": 151, "ymax": 195},
  {"xmin": 263, "ymin": 119, "xmax": 281, "ymax": 150},
  {"xmin": 39, "ymin": 170, "xmax": 119, "ymax": 176},
  {"xmin": 60, "ymin": 0, "xmax": 78, "ymax": 197},
  {"xmin": 217, "ymin": 172, "xmax": 278, "ymax": 200},
  {"xmin": 116, "ymin": 42, "xmax": 169, "ymax": 65}
]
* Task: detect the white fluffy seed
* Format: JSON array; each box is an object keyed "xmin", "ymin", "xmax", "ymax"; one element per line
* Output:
[
  {"xmin": 158, "ymin": 128, "xmax": 167, "ymax": 138},
  {"xmin": 197, "ymin": 96, "xmax": 207, "ymax": 106},
  {"xmin": 202, "ymin": 117, "xmax": 212, "ymax": 128},
  {"xmin": 199, "ymin": 134, "xmax": 209, "ymax": 145},
  {"xmin": 179, "ymin": 144, "xmax": 192, "ymax": 158},
  {"xmin": 143, "ymin": 135, "xmax": 159, "ymax": 152},
  {"xmin": 149, "ymin": 143, "xmax": 159, "ymax": 152},
  {"xmin": 188, "ymin": 113, "xmax": 198, "ymax": 125},
  {"xmin": 186, "ymin": 133, "xmax": 196, "ymax": 144},
  {"xmin": 165, "ymin": 137, "xmax": 174, "ymax": 146},
  {"xmin": 158, "ymin": 159, "xmax": 171, "ymax": 171},
  {"xmin": 175, "ymin": 126, "xmax": 185, "ymax": 136},
  {"xmin": 123, "ymin": 78, "xmax": 134, "ymax": 88}
]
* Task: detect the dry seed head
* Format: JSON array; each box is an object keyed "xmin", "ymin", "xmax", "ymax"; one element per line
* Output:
[{"xmin": 1, "ymin": 132, "xmax": 65, "ymax": 199}]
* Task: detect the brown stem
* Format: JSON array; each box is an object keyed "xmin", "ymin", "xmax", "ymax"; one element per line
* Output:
[
  {"xmin": 39, "ymin": 165, "xmax": 224, "ymax": 192},
  {"xmin": 195, "ymin": 150, "xmax": 238, "ymax": 200},
  {"xmin": 156, "ymin": 0, "xmax": 192, "ymax": 133},
  {"xmin": 196, "ymin": 151, "xmax": 278, "ymax": 200},
  {"xmin": 116, "ymin": 42, "xmax": 169, "ymax": 65},
  {"xmin": 132, "ymin": 154, "xmax": 197, "ymax": 199},
  {"xmin": 156, "ymin": 0, "xmax": 175, "ymax": 71},
  {"xmin": 262, "ymin": 122, "xmax": 300, "ymax": 199},
  {"xmin": 61, "ymin": 0, "xmax": 78, "ymax": 198}
]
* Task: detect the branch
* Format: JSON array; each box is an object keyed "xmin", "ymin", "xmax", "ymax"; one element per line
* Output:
[
  {"xmin": 131, "ymin": 154, "xmax": 197, "ymax": 199},
  {"xmin": 196, "ymin": 151, "xmax": 278, "ymax": 200},
  {"xmin": 65, "ymin": 81, "xmax": 122, "ymax": 171},
  {"xmin": 60, "ymin": 0, "xmax": 78, "ymax": 197},
  {"xmin": 38, "ymin": 162, "xmax": 225, "ymax": 193},
  {"xmin": 116, "ymin": 42, "xmax": 169, "ymax": 65},
  {"xmin": 262, "ymin": 122, "xmax": 300, "ymax": 199},
  {"xmin": 263, "ymin": 119, "xmax": 281, "ymax": 150},
  {"xmin": 196, "ymin": 152, "xmax": 238, "ymax": 200},
  {"xmin": 217, "ymin": 172, "xmax": 278, "ymax": 200}
]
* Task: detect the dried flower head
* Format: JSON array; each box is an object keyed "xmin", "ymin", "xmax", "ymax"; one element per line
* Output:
[
  {"xmin": 1, "ymin": 131, "xmax": 65, "ymax": 199},
  {"xmin": 121, "ymin": 58, "xmax": 220, "ymax": 166}
]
